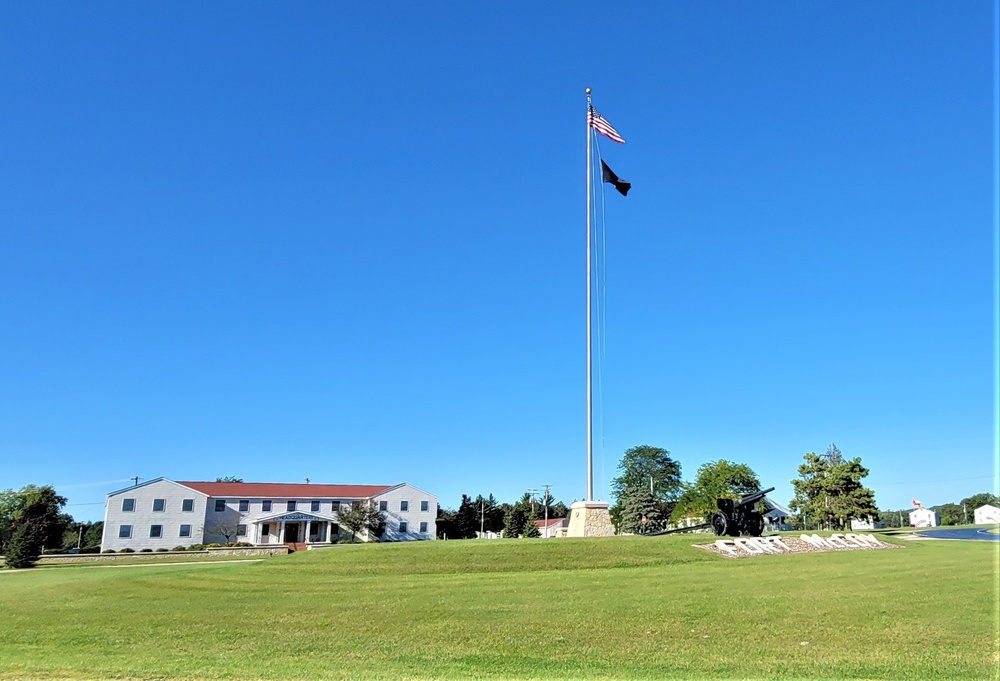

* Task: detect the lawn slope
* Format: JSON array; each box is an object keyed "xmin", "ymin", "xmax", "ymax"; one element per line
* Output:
[{"xmin": 0, "ymin": 535, "xmax": 996, "ymax": 680}]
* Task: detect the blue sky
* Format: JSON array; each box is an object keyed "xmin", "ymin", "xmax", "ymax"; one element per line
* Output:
[{"xmin": 1, "ymin": 2, "xmax": 995, "ymax": 522}]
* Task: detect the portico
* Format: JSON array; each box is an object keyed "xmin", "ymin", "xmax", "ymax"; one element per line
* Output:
[{"xmin": 254, "ymin": 511, "xmax": 339, "ymax": 546}]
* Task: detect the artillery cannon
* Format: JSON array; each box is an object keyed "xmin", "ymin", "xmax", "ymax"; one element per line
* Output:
[{"xmin": 710, "ymin": 487, "xmax": 774, "ymax": 537}]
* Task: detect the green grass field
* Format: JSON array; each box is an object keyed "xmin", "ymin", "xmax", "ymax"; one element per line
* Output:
[{"xmin": 1, "ymin": 535, "xmax": 997, "ymax": 680}]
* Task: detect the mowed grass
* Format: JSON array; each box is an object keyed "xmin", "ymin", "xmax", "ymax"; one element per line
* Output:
[{"xmin": 0, "ymin": 536, "xmax": 996, "ymax": 680}]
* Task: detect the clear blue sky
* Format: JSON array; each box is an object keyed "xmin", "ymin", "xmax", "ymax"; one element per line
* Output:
[{"xmin": 1, "ymin": 2, "xmax": 995, "ymax": 522}]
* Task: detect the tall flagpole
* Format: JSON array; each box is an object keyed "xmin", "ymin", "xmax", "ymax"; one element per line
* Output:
[{"xmin": 585, "ymin": 87, "xmax": 593, "ymax": 502}]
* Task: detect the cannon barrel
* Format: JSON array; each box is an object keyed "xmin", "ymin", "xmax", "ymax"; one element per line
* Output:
[{"xmin": 736, "ymin": 486, "xmax": 775, "ymax": 507}]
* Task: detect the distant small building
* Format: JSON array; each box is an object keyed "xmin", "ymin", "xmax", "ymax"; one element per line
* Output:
[
  {"xmin": 974, "ymin": 504, "xmax": 1000, "ymax": 525},
  {"xmin": 762, "ymin": 496, "xmax": 794, "ymax": 531},
  {"xmin": 850, "ymin": 516, "xmax": 882, "ymax": 531},
  {"xmin": 909, "ymin": 507, "xmax": 938, "ymax": 528},
  {"xmin": 534, "ymin": 517, "xmax": 569, "ymax": 538}
]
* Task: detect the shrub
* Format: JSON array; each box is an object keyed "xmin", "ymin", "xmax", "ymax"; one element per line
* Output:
[
  {"xmin": 5, "ymin": 524, "xmax": 42, "ymax": 569},
  {"xmin": 139, "ymin": 548, "xmax": 153, "ymax": 553},
  {"xmin": 235, "ymin": 542, "xmax": 253, "ymax": 547},
  {"xmin": 205, "ymin": 543, "xmax": 222, "ymax": 548},
  {"xmin": 120, "ymin": 548, "xmax": 135, "ymax": 553},
  {"xmin": 155, "ymin": 548, "xmax": 169, "ymax": 552},
  {"xmin": 103, "ymin": 549, "xmax": 117, "ymax": 554},
  {"xmin": 42, "ymin": 548, "xmax": 63, "ymax": 555},
  {"xmin": 171, "ymin": 546, "xmax": 187, "ymax": 552},
  {"xmin": 187, "ymin": 544, "xmax": 204, "ymax": 551},
  {"xmin": 80, "ymin": 546, "xmax": 101, "ymax": 554}
]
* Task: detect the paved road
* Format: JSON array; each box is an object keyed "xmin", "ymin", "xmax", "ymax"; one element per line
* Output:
[{"xmin": 918, "ymin": 528, "xmax": 1000, "ymax": 542}]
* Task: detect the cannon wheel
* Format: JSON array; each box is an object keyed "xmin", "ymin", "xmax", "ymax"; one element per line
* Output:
[
  {"xmin": 740, "ymin": 514, "xmax": 764, "ymax": 537},
  {"xmin": 711, "ymin": 512, "xmax": 728, "ymax": 537}
]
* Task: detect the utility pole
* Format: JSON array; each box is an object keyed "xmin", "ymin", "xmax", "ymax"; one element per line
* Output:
[
  {"xmin": 526, "ymin": 488, "xmax": 538, "ymax": 515},
  {"xmin": 543, "ymin": 484, "xmax": 551, "ymax": 537},
  {"xmin": 480, "ymin": 498, "xmax": 484, "ymax": 537},
  {"xmin": 77, "ymin": 525, "xmax": 83, "ymax": 549},
  {"xmin": 649, "ymin": 474, "xmax": 654, "ymax": 495}
]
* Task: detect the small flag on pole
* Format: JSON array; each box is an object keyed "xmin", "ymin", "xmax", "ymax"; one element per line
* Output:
[
  {"xmin": 588, "ymin": 106, "xmax": 625, "ymax": 144},
  {"xmin": 601, "ymin": 160, "xmax": 630, "ymax": 196}
]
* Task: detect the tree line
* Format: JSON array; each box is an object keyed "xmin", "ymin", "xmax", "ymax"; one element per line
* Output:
[
  {"xmin": 436, "ymin": 492, "xmax": 569, "ymax": 539},
  {"xmin": 0, "ymin": 485, "xmax": 103, "ymax": 568},
  {"xmin": 608, "ymin": 442, "xmax": 884, "ymax": 534},
  {"xmin": 876, "ymin": 492, "xmax": 998, "ymax": 527}
]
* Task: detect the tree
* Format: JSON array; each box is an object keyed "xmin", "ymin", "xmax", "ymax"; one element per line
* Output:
[
  {"xmin": 436, "ymin": 506, "xmax": 457, "ymax": 539},
  {"xmin": 454, "ymin": 495, "xmax": 479, "ymax": 539},
  {"xmin": 502, "ymin": 506, "xmax": 523, "ymax": 539},
  {"xmin": 671, "ymin": 460, "xmax": 762, "ymax": 524},
  {"xmin": 522, "ymin": 511, "xmax": 541, "ymax": 538},
  {"xmin": 789, "ymin": 445, "xmax": 879, "ymax": 531},
  {"xmin": 336, "ymin": 500, "xmax": 386, "ymax": 542},
  {"xmin": 961, "ymin": 492, "xmax": 999, "ymax": 511},
  {"xmin": 936, "ymin": 503, "xmax": 964, "ymax": 526},
  {"xmin": 3, "ymin": 485, "xmax": 68, "ymax": 568},
  {"xmin": 215, "ymin": 476, "xmax": 243, "ymax": 483},
  {"xmin": 618, "ymin": 487, "xmax": 664, "ymax": 534},
  {"xmin": 205, "ymin": 519, "xmax": 241, "ymax": 544},
  {"xmin": 611, "ymin": 445, "xmax": 683, "ymax": 506},
  {"xmin": 5, "ymin": 523, "xmax": 41, "ymax": 569}
]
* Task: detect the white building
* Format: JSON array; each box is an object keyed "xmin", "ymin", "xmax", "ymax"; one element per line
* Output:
[
  {"xmin": 974, "ymin": 504, "xmax": 1000, "ymax": 525},
  {"xmin": 101, "ymin": 478, "xmax": 437, "ymax": 552},
  {"xmin": 909, "ymin": 507, "xmax": 938, "ymax": 528},
  {"xmin": 850, "ymin": 516, "xmax": 882, "ymax": 531},
  {"xmin": 533, "ymin": 517, "xmax": 569, "ymax": 538}
]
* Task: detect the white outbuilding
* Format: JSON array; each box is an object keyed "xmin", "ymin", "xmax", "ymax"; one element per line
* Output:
[
  {"xmin": 974, "ymin": 504, "xmax": 1000, "ymax": 525},
  {"xmin": 909, "ymin": 507, "xmax": 938, "ymax": 528}
]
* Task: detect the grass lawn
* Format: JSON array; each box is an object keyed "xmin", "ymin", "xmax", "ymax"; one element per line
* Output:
[{"xmin": 0, "ymin": 535, "xmax": 996, "ymax": 680}]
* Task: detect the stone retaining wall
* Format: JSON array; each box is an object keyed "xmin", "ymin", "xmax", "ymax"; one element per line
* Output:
[{"xmin": 1, "ymin": 546, "xmax": 290, "ymax": 566}]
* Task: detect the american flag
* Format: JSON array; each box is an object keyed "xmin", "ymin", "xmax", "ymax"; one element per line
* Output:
[{"xmin": 588, "ymin": 106, "xmax": 625, "ymax": 144}]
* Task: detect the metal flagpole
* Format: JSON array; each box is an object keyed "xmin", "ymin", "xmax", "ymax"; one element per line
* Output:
[{"xmin": 585, "ymin": 87, "xmax": 593, "ymax": 502}]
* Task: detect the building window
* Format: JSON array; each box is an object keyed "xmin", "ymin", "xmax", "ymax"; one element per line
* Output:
[
  {"xmin": 262, "ymin": 500, "xmax": 272, "ymax": 512},
  {"xmin": 239, "ymin": 500, "xmax": 249, "ymax": 512},
  {"xmin": 118, "ymin": 525, "xmax": 132, "ymax": 538},
  {"xmin": 150, "ymin": 525, "xmax": 163, "ymax": 538},
  {"xmin": 311, "ymin": 500, "xmax": 321, "ymax": 512},
  {"xmin": 287, "ymin": 501, "xmax": 296, "ymax": 512},
  {"xmin": 400, "ymin": 500, "xmax": 409, "ymax": 512},
  {"xmin": 332, "ymin": 501, "xmax": 340, "ymax": 513},
  {"xmin": 122, "ymin": 498, "xmax": 135, "ymax": 512},
  {"xmin": 379, "ymin": 500, "xmax": 387, "ymax": 511},
  {"xmin": 152, "ymin": 499, "xmax": 165, "ymax": 512},
  {"xmin": 420, "ymin": 500, "xmax": 429, "ymax": 512},
  {"xmin": 419, "ymin": 522, "xmax": 428, "ymax": 533},
  {"xmin": 214, "ymin": 499, "xmax": 226, "ymax": 512},
  {"xmin": 182, "ymin": 499, "xmax": 194, "ymax": 512},
  {"xmin": 331, "ymin": 523, "xmax": 339, "ymax": 538},
  {"xmin": 262, "ymin": 523, "xmax": 270, "ymax": 536},
  {"xmin": 237, "ymin": 524, "xmax": 247, "ymax": 537},
  {"xmin": 399, "ymin": 521, "xmax": 408, "ymax": 533},
  {"xmin": 179, "ymin": 525, "xmax": 191, "ymax": 538}
]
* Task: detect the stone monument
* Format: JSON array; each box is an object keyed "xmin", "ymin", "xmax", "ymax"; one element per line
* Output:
[{"xmin": 566, "ymin": 500, "xmax": 614, "ymax": 537}]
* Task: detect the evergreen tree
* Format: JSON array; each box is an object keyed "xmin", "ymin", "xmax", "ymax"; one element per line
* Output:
[
  {"xmin": 790, "ymin": 445, "xmax": 879, "ymax": 530},
  {"xmin": 618, "ymin": 487, "xmax": 663, "ymax": 534},
  {"xmin": 503, "ymin": 507, "xmax": 522, "ymax": 539},
  {"xmin": 522, "ymin": 511, "xmax": 541, "ymax": 538},
  {"xmin": 5, "ymin": 523, "xmax": 41, "ymax": 569}
]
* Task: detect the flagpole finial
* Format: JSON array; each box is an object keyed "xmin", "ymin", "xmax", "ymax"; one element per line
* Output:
[{"xmin": 585, "ymin": 87, "xmax": 591, "ymax": 95}]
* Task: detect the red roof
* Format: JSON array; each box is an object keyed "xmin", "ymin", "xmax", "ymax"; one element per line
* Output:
[
  {"xmin": 177, "ymin": 481, "xmax": 395, "ymax": 499},
  {"xmin": 534, "ymin": 517, "xmax": 567, "ymax": 528}
]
